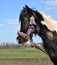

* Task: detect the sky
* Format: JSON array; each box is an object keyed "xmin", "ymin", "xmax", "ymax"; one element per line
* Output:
[{"xmin": 0, "ymin": 0, "xmax": 57, "ymax": 44}]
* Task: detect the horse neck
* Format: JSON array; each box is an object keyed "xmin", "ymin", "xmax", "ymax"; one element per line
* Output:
[{"xmin": 38, "ymin": 24, "xmax": 53, "ymax": 42}]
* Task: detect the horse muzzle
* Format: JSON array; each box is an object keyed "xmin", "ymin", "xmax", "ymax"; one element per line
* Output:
[
  {"xmin": 16, "ymin": 31, "xmax": 32, "ymax": 41},
  {"xmin": 16, "ymin": 24, "xmax": 36, "ymax": 44}
]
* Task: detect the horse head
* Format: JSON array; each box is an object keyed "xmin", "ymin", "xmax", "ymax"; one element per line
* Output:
[{"xmin": 16, "ymin": 5, "xmax": 44, "ymax": 44}]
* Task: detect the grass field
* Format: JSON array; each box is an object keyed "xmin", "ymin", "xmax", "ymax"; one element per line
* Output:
[
  {"xmin": 0, "ymin": 48, "xmax": 53, "ymax": 65},
  {"xmin": 0, "ymin": 48, "xmax": 47, "ymax": 58}
]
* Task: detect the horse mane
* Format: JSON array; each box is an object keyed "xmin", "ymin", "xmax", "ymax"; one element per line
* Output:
[
  {"xmin": 19, "ymin": 5, "xmax": 57, "ymax": 32},
  {"xmin": 40, "ymin": 12, "xmax": 57, "ymax": 32}
]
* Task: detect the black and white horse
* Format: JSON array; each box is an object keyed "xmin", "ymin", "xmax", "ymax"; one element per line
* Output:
[{"xmin": 17, "ymin": 5, "xmax": 57, "ymax": 65}]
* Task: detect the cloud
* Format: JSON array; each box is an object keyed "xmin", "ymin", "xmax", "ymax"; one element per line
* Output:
[
  {"xmin": 46, "ymin": 0, "xmax": 57, "ymax": 6},
  {"xmin": 41, "ymin": 0, "xmax": 46, "ymax": 2},
  {"xmin": 6, "ymin": 19, "xmax": 19, "ymax": 25},
  {"xmin": 5, "ymin": 19, "xmax": 20, "ymax": 35},
  {"xmin": 45, "ymin": 0, "xmax": 57, "ymax": 9},
  {"xmin": 0, "ymin": 24, "xmax": 3, "ymax": 27},
  {"xmin": 41, "ymin": 0, "xmax": 57, "ymax": 10},
  {"xmin": 10, "ymin": 27, "xmax": 19, "ymax": 34},
  {"xmin": 10, "ymin": 30, "xmax": 17, "ymax": 35},
  {"xmin": 6, "ymin": 18, "xmax": 20, "ymax": 28}
]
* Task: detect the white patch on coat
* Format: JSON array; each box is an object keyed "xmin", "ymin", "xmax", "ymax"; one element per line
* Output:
[
  {"xmin": 47, "ymin": 32, "xmax": 53, "ymax": 40},
  {"xmin": 18, "ymin": 21, "xmax": 21, "ymax": 31},
  {"xmin": 40, "ymin": 12, "xmax": 57, "ymax": 32},
  {"xmin": 30, "ymin": 16, "xmax": 37, "ymax": 25}
]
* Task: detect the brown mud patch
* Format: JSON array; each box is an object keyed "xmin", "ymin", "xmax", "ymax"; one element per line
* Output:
[{"xmin": 0, "ymin": 58, "xmax": 53, "ymax": 65}]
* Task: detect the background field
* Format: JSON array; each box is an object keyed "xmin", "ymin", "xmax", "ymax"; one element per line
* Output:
[{"xmin": 0, "ymin": 48, "xmax": 53, "ymax": 65}]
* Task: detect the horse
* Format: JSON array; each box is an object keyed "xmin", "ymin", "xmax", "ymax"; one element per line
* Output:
[{"xmin": 16, "ymin": 5, "xmax": 57, "ymax": 65}]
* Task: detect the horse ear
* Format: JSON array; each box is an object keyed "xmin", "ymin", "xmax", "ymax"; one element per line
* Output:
[
  {"xmin": 24, "ymin": 5, "xmax": 31, "ymax": 11},
  {"xmin": 25, "ymin": 5, "xmax": 29, "ymax": 9}
]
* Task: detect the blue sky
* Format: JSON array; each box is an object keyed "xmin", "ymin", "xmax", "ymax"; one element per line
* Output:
[{"xmin": 0, "ymin": 0, "xmax": 57, "ymax": 44}]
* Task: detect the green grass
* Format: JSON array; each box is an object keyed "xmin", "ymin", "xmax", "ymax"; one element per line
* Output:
[{"xmin": 0, "ymin": 48, "xmax": 48, "ymax": 58}]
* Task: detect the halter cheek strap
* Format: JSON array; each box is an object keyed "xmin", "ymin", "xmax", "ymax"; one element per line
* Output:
[{"xmin": 17, "ymin": 24, "xmax": 36, "ymax": 41}]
